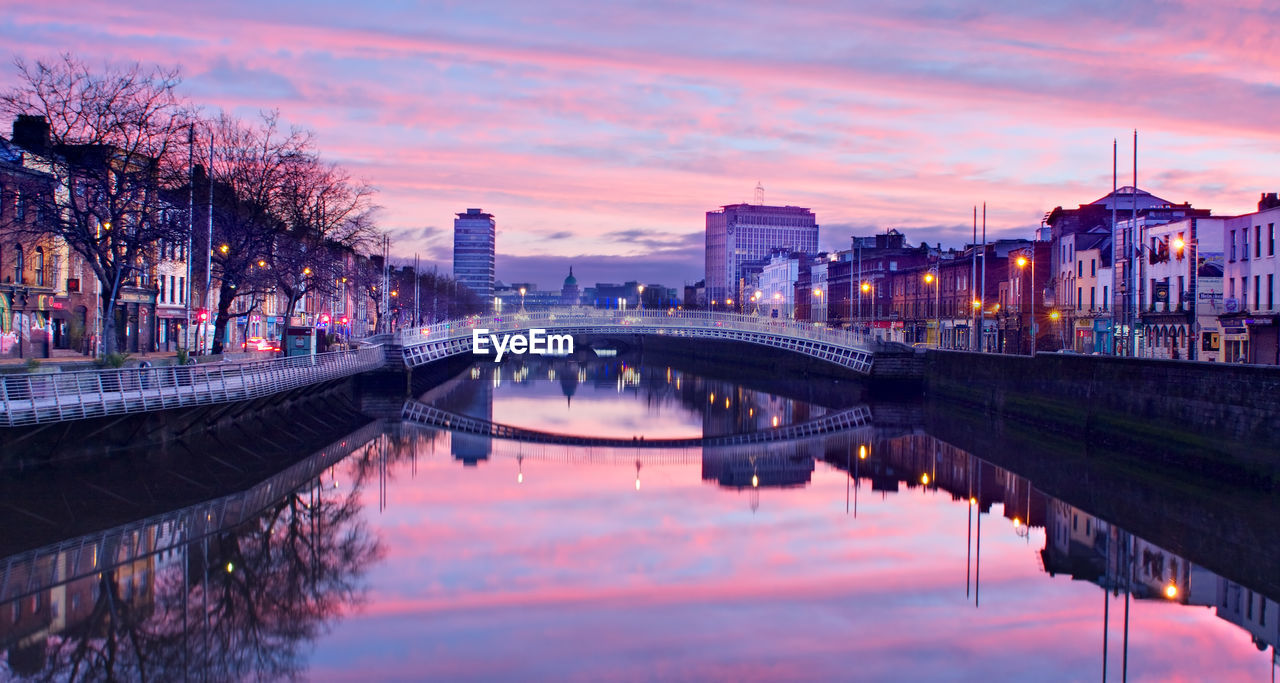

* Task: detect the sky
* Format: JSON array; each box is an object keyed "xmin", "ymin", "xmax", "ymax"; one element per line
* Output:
[{"xmin": 1, "ymin": 0, "xmax": 1278, "ymax": 288}]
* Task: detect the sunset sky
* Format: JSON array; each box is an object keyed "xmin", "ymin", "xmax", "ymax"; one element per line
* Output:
[{"xmin": 2, "ymin": 0, "xmax": 1277, "ymax": 287}]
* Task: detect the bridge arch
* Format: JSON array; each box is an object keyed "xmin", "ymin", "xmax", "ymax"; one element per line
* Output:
[{"xmin": 395, "ymin": 309, "xmax": 874, "ymax": 374}]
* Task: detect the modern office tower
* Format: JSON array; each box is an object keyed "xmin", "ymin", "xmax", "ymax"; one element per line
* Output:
[
  {"xmin": 453, "ymin": 208, "xmax": 496, "ymax": 311},
  {"xmin": 705, "ymin": 203, "xmax": 818, "ymax": 309}
]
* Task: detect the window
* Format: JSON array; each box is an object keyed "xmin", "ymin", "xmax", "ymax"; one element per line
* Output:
[
  {"xmin": 1256, "ymin": 226, "xmax": 1263, "ymax": 258},
  {"xmin": 13, "ymin": 244, "xmax": 22, "ymax": 283},
  {"xmin": 1091, "ymin": 259, "xmax": 1096, "ymax": 276},
  {"xmin": 179, "ymin": 277, "xmax": 185, "ymax": 303},
  {"xmin": 1231, "ymin": 230, "xmax": 1237, "ymax": 261},
  {"xmin": 1077, "ymin": 286, "xmax": 1082, "ymax": 310},
  {"xmin": 14, "ymin": 188, "xmax": 24, "ymax": 221},
  {"xmin": 170, "ymin": 275, "xmax": 176, "ymax": 304},
  {"xmin": 35, "ymin": 247, "xmax": 43, "ymax": 286},
  {"xmin": 1077, "ymin": 260, "xmax": 1083, "ymax": 277},
  {"xmin": 1103, "ymin": 286, "xmax": 1108, "ymax": 310},
  {"xmin": 1255, "ymin": 275, "xmax": 1261, "ymax": 310},
  {"xmin": 1090, "ymin": 287, "xmax": 1096, "ymax": 310},
  {"xmin": 1270, "ymin": 224, "xmax": 1275, "ymax": 256},
  {"xmin": 1270, "ymin": 274, "xmax": 1275, "ymax": 310},
  {"xmin": 1242, "ymin": 277, "xmax": 1248, "ymax": 308}
]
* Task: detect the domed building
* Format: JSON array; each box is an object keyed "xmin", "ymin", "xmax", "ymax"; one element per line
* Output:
[{"xmin": 560, "ymin": 267, "xmax": 581, "ymax": 306}]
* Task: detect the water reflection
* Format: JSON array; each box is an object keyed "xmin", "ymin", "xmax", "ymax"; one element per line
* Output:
[
  {"xmin": 0, "ymin": 431, "xmax": 384, "ymax": 681},
  {"xmin": 1, "ymin": 355, "xmax": 1277, "ymax": 680}
]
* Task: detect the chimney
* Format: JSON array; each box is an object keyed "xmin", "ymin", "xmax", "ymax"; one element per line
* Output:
[
  {"xmin": 1259, "ymin": 192, "xmax": 1280, "ymax": 211},
  {"xmin": 12, "ymin": 115, "xmax": 50, "ymax": 153}
]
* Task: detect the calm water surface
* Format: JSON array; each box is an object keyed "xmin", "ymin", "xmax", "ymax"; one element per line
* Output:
[{"xmin": 1, "ymin": 355, "xmax": 1276, "ymax": 681}]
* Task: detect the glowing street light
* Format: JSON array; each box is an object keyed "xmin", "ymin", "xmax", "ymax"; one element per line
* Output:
[{"xmin": 519, "ymin": 286, "xmax": 527, "ymax": 312}]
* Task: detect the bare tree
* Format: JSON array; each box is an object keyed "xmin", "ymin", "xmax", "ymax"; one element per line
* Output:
[
  {"xmin": 0, "ymin": 54, "xmax": 192, "ymax": 356},
  {"xmin": 200, "ymin": 111, "xmax": 309, "ymax": 353},
  {"xmin": 271, "ymin": 154, "xmax": 377, "ymax": 320}
]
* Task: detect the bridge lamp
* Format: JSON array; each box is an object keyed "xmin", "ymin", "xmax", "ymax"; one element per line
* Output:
[
  {"xmin": 923, "ymin": 272, "xmax": 934, "ymax": 284},
  {"xmin": 1164, "ymin": 582, "xmax": 1178, "ymax": 599},
  {"xmin": 726, "ymin": 298, "xmax": 733, "ymax": 306},
  {"xmin": 861, "ymin": 281, "xmax": 871, "ymax": 293},
  {"xmin": 1016, "ymin": 255, "xmax": 1028, "ymax": 268}
]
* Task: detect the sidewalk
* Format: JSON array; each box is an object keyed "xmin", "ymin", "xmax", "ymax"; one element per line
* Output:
[{"xmin": 0, "ymin": 349, "xmax": 183, "ymax": 369}]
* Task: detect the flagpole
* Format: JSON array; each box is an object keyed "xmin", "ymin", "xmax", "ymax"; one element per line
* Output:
[{"xmin": 980, "ymin": 202, "xmax": 986, "ymax": 352}]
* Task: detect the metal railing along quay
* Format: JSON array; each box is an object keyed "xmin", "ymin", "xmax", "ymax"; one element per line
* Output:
[{"xmin": 0, "ymin": 346, "xmax": 386, "ymax": 427}]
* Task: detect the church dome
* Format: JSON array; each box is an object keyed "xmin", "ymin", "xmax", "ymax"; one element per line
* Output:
[{"xmin": 563, "ymin": 267, "xmax": 577, "ymax": 287}]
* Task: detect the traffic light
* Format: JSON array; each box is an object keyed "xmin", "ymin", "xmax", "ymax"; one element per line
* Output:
[
  {"xmin": 320, "ymin": 313, "xmax": 330, "ymax": 325},
  {"xmin": 197, "ymin": 308, "xmax": 208, "ymax": 323},
  {"xmin": 339, "ymin": 316, "xmax": 348, "ymax": 325}
]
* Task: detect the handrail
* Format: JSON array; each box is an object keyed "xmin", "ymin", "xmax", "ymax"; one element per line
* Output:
[
  {"xmin": 397, "ymin": 309, "xmax": 876, "ymax": 349},
  {"xmin": 0, "ymin": 347, "xmax": 386, "ymax": 427}
]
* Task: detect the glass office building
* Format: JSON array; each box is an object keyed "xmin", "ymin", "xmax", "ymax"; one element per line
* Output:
[
  {"xmin": 705, "ymin": 204, "xmax": 819, "ymax": 309},
  {"xmin": 454, "ymin": 208, "xmax": 496, "ymax": 311}
]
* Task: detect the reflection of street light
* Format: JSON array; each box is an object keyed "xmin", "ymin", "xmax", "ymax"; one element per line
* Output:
[{"xmin": 635, "ymin": 460, "xmax": 642, "ymax": 491}]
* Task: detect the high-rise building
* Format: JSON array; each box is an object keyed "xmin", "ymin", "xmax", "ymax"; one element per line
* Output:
[
  {"xmin": 453, "ymin": 208, "xmax": 495, "ymax": 311},
  {"xmin": 705, "ymin": 203, "xmax": 818, "ymax": 309}
]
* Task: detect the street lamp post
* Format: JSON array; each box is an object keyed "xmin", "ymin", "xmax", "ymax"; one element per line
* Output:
[
  {"xmin": 1016, "ymin": 250, "xmax": 1036, "ymax": 355},
  {"xmin": 924, "ymin": 269, "xmax": 941, "ymax": 348},
  {"xmin": 637, "ymin": 284, "xmax": 645, "ymax": 310},
  {"xmin": 519, "ymin": 286, "xmax": 526, "ymax": 313},
  {"xmin": 1172, "ymin": 235, "xmax": 1198, "ymax": 361}
]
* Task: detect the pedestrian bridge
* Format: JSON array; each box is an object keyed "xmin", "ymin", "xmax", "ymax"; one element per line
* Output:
[{"xmin": 393, "ymin": 309, "xmax": 875, "ymax": 374}]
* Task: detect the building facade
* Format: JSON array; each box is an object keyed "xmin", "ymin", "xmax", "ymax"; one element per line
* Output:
[
  {"xmin": 453, "ymin": 208, "xmax": 496, "ymax": 312},
  {"xmin": 1220, "ymin": 195, "xmax": 1280, "ymax": 364},
  {"xmin": 705, "ymin": 203, "xmax": 817, "ymax": 310}
]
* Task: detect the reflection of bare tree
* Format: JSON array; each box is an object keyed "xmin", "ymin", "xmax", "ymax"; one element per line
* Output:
[{"xmin": 18, "ymin": 479, "xmax": 381, "ymax": 681}]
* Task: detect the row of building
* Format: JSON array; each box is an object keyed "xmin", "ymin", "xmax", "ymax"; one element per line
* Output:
[
  {"xmin": 697, "ymin": 189, "xmax": 1280, "ymax": 362},
  {"xmin": 0, "ymin": 116, "xmax": 377, "ymax": 359}
]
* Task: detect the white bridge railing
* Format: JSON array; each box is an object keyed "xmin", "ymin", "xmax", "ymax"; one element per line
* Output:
[
  {"xmin": 396, "ymin": 309, "xmax": 875, "ymax": 372},
  {"xmin": 0, "ymin": 347, "xmax": 386, "ymax": 427}
]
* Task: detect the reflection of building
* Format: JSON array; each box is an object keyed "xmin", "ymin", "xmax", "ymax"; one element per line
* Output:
[
  {"xmin": 453, "ymin": 208, "xmax": 496, "ymax": 312},
  {"xmin": 446, "ymin": 368, "xmax": 494, "ymax": 466},
  {"xmin": 701, "ymin": 449, "xmax": 815, "ymax": 488},
  {"xmin": 1217, "ymin": 578, "xmax": 1280, "ymax": 653}
]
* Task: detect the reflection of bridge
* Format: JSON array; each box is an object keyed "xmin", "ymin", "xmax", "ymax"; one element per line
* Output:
[
  {"xmin": 393, "ymin": 309, "xmax": 875, "ymax": 374},
  {"xmin": 0, "ymin": 420, "xmax": 385, "ymax": 605},
  {"xmin": 402, "ymin": 399, "xmax": 872, "ymax": 450}
]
